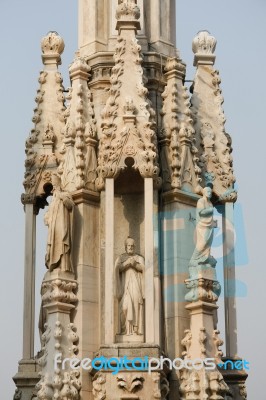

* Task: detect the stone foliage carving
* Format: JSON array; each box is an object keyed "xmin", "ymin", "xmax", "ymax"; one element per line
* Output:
[
  {"xmin": 59, "ymin": 57, "xmax": 98, "ymax": 192},
  {"xmin": 180, "ymin": 369, "xmax": 230, "ymax": 400},
  {"xmin": 41, "ymin": 31, "xmax": 65, "ymax": 56},
  {"xmin": 192, "ymin": 30, "xmax": 217, "ymax": 55},
  {"xmin": 191, "ymin": 31, "xmax": 236, "ymax": 201},
  {"xmin": 37, "ymin": 370, "xmax": 81, "ymax": 400},
  {"xmin": 39, "ymin": 272, "xmax": 78, "ymax": 338},
  {"xmin": 96, "ymin": 3, "xmax": 159, "ymax": 190},
  {"xmin": 218, "ymin": 187, "xmax": 238, "ymax": 203},
  {"xmin": 213, "ymin": 330, "xmax": 224, "ymax": 361},
  {"xmin": 44, "ymin": 175, "xmax": 75, "ymax": 273},
  {"xmin": 185, "ymin": 278, "xmax": 221, "ymax": 303},
  {"xmin": 116, "ymin": 0, "xmax": 140, "ymax": 21},
  {"xmin": 13, "ymin": 388, "xmax": 22, "ymax": 400},
  {"xmin": 38, "ymin": 323, "xmax": 50, "ymax": 367},
  {"xmin": 115, "ymin": 237, "xmax": 144, "ymax": 336},
  {"xmin": 208, "ymin": 370, "xmax": 230, "ymax": 399},
  {"xmin": 23, "ymin": 32, "xmax": 66, "ymax": 202},
  {"xmin": 199, "ymin": 327, "xmax": 207, "ymax": 357},
  {"xmin": 41, "ymin": 278, "xmax": 78, "ymax": 305},
  {"xmin": 116, "ymin": 373, "xmax": 144, "ymax": 393},
  {"xmin": 36, "ymin": 316, "xmax": 81, "ymax": 400},
  {"xmin": 92, "ymin": 372, "xmax": 106, "ymax": 400},
  {"xmin": 181, "ymin": 329, "xmax": 192, "ymax": 359},
  {"xmin": 160, "ymin": 57, "xmax": 201, "ymax": 193},
  {"xmin": 239, "ymin": 383, "xmax": 247, "ymax": 400},
  {"xmin": 180, "ymin": 369, "xmax": 200, "ymax": 399}
]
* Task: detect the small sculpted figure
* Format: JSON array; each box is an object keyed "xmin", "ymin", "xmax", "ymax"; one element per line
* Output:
[
  {"xmin": 115, "ymin": 237, "xmax": 144, "ymax": 336},
  {"xmin": 44, "ymin": 174, "xmax": 75, "ymax": 273},
  {"xmin": 190, "ymin": 186, "xmax": 217, "ymax": 269}
]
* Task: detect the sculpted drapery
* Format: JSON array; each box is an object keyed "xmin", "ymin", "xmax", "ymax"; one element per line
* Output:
[
  {"xmin": 190, "ymin": 186, "xmax": 217, "ymax": 268},
  {"xmin": 44, "ymin": 175, "xmax": 75, "ymax": 273},
  {"xmin": 115, "ymin": 237, "xmax": 145, "ymax": 336}
]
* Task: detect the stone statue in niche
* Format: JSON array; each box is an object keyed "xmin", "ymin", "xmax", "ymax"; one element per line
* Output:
[
  {"xmin": 115, "ymin": 237, "xmax": 145, "ymax": 336},
  {"xmin": 189, "ymin": 185, "xmax": 217, "ymax": 272},
  {"xmin": 44, "ymin": 174, "xmax": 75, "ymax": 273}
]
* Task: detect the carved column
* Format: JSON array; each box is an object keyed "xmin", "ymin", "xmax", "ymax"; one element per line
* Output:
[
  {"xmin": 13, "ymin": 197, "xmax": 40, "ymax": 400},
  {"xmin": 145, "ymin": 0, "xmax": 176, "ymax": 55},
  {"xmin": 22, "ymin": 199, "xmax": 37, "ymax": 360},
  {"xmin": 104, "ymin": 178, "xmax": 115, "ymax": 344},
  {"xmin": 223, "ymin": 201, "xmax": 238, "ymax": 358},
  {"xmin": 145, "ymin": 178, "xmax": 155, "ymax": 343}
]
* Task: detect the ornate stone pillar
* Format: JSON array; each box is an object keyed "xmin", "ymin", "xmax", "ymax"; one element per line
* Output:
[{"xmin": 36, "ymin": 270, "xmax": 81, "ymax": 400}]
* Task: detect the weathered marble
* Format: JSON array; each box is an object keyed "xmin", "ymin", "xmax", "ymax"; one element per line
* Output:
[{"xmin": 14, "ymin": 2, "xmax": 247, "ymax": 400}]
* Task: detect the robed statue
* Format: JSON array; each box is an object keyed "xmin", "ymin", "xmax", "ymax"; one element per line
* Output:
[
  {"xmin": 115, "ymin": 237, "xmax": 145, "ymax": 336},
  {"xmin": 44, "ymin": 174, "xmax": 75, "ymax": 273},
  {"xmin": 189, "ymin": 186, "xmax": 217, "ymax": 269}
]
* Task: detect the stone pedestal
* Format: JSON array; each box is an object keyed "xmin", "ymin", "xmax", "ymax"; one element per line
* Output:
[
  {"xmin": 35, "ymin": 270, "xmax": 81, "ymax": 399},
  {"xmin": 91, "ymin": 345, "xmax": 169, "ymax": 400},
  {"xmin": 180, "ymin": 299, "xmax": 230, "ymax": 400},
  {"xmin": 13, "ymin": 359, "xmax": 39, "ymax": 400}
]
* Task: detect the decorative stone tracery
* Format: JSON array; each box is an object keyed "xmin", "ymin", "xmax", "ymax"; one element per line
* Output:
[{"xmin": 96, "ymin": 0, "xmax": 160, "ymax": 190}]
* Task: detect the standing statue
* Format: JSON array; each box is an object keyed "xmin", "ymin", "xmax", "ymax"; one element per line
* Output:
[
  {"xmin": 115, "ymin": 237, "xmax": 145, "ymax": 336},
  {"xmin": 44, "ymin": 174, "xmax": 75, "ymax": 273},
  {"xmin": 189, "ymin": 186, "xmax": 217, "ymax": 269}
]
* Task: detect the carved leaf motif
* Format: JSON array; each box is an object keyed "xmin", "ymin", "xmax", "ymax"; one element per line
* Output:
[
  {"xmin": 23, "ymin": 37, "xmax": 66, "ymax": 199},
  {"xmin": 181, "ymin": 329, "xmax": 192, "ymax": 359},
  {"xmin": 199, "ymin": 327, "xmax": 207, "ymax": 357},
  {"xmin": 13, "ymin": 388, "xmax": 22, "ymax": 400},
  {"xmin": 117, "ymin": 374, "xmax": 144, "ymax": 393},
  {"xmin": 160, "ymin": 57, "xmax": 201, "ymax": 192},
  {"xmin": 92, "ymin": 373, "xmax": 106, "ymax": 400},
  {"xmin": 213, "ymin": 329, "xmax": 224, "ymax": 361},
  {"xmin": 190, "ymin": 46, "xmax": 236, "ymax": 197}
]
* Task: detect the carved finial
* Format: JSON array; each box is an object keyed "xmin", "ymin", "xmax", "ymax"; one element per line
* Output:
[
  {"xmin": 192, "ymin": 30, "xmax": 217, "ymax": 66},
  {"xmin": 41, "ymin": 31, "xmax": 65, "ymax": 66},
  {"xmin": 116, "ymin": 0, "xmax": 141, "ymax": 32},
  {"xmin": 116, "ymin": 0, "xmax": 140, "ymax": 21},
  {"xmin": 69, "ymin": 57, "xmax": 90, "ymax": 81}
]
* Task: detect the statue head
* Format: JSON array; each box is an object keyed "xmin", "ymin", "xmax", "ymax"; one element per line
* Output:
[
  {"xmin": 125, "ymin": 237, "xmax": 135, "ymax": 255},
  {"xmin": 203, "ymin": 186, "xmax": 212, "ymax": 200}
]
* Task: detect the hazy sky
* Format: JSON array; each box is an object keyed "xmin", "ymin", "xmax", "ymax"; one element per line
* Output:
[{"xmin": 0, "ymin": 0, "xmax": 265, "ymax": 398}]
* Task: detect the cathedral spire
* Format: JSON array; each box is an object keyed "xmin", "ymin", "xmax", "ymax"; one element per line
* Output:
[
  {"xmin": 191, "ymin": 31, "xmax": 236, "ymax": 201},
  {"xmin": 22, "ymin": 31, "xmax": 66, "ymax": 206},
  {"xmin": 160, "ymin": 56, "xmax": 202, "ymax": 193},
  {"xmin": 96, "ymin": 0, "xmax": 159, "ymax": 190},
  {"xmin": 58, "ymin": 56, "xmax": 98, "ymax": 192}
]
